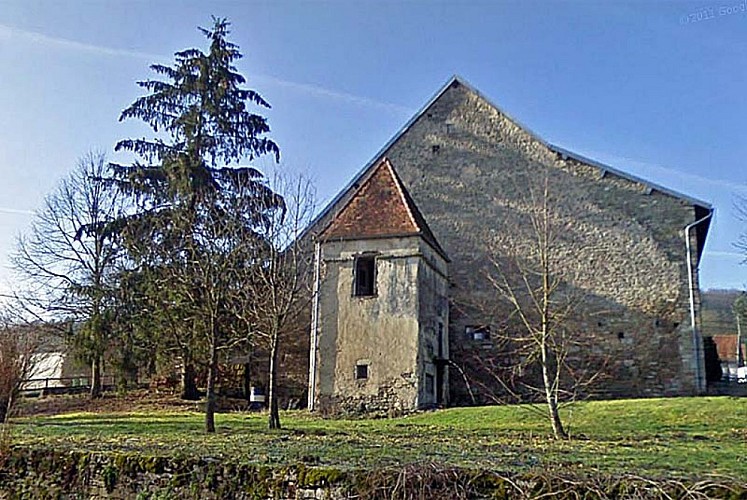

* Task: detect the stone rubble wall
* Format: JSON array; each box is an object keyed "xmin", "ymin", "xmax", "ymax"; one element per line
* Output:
[
  {"xmin": 377, "ymin": 82, "xmax": 705, "ymax": 403},
  {"xmin": 2, "ymin": 447, "xmax": 742, "ymax": 499}
]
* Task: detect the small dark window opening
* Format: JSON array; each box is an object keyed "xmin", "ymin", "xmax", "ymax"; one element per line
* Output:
[
  {"xmin": 617, "ymin": 332, "xmax": 625, "ymax": 340},
  {"xmin": 354, "ymin": 256, "xmax": 376, "ymax": 297},
  {"xmin": 466, "ymin": 325, "xmax": 490, "ymax": 342},
  {"xmin": 355, "ymin": 364, "xmax": 368, "ymax": 380}
]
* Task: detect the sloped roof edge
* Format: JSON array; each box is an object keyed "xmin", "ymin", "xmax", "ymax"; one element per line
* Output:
[
  {"xmin": 304, "ymin": 75, "xmax": 713, "ymax": 243},
  {"xmin": 453, "ymin": 76, "xmax": 712, "ymax": 211},
  {"xmin": 548, "ymin": 145, "xmax": 712, "ymax": 210},
  {"xmin": 301, "ymin": 77, "xmax": 462, "ymax": 242},
  {"xmin": 387, "ymin": 160, "xmax": 450, "ymax": 261}
]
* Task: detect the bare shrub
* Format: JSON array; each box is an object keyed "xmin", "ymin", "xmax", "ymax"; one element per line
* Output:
[{"xmin": 0, "ymin": 322, "xmax": 39, "ymax": 423}]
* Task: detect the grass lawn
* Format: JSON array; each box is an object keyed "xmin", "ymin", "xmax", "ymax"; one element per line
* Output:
[{"xmin": 7, "ymin": 396, "xmax": 747, "ymax": 479}]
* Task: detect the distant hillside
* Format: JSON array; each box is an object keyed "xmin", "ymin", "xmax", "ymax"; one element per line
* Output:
[{"xmin": 701, "ymin": 289, "xmax": 744, "ymax": 337}]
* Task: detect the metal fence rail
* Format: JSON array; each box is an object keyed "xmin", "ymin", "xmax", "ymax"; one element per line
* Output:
[{"xmin": 20, "ymin": 375, "xmax": 116, "ymax": 394}]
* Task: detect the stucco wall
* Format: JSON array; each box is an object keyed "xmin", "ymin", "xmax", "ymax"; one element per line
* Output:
[
  {"xmin": 315, "ymin": 237, "xmax": 422, "ymax": 413},
  {"xmin": 313, "ymin": 235, "xmax": 450, "ymax": 413},
  {"xmin": 416, "ymin": 239, "xmax": 450, "ymax": 406}
]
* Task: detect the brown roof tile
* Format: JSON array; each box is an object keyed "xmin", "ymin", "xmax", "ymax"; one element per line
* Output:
[
  {"xmin": 712, "ymin": 334, "xmax": 746, "ymax": 362},
  {"xmin": 321, "ymin": 158, "xmax": 447, "ymax": 260}
]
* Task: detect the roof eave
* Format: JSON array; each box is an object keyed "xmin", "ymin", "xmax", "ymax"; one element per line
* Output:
[
  {"xmin": 321, "ymin": 232, "xmax": 451, "ymax": 263},
  {"xmin": 549, "ymin": 145, "xmax": 713, "ymax": 211},
  {"xmin": 303, "ymin": 74, "xmax": 714, "ymax": 250}
]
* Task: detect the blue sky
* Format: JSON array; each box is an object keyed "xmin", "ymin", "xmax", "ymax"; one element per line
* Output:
[{"xmin": 0, "ymin": 0, "xmax": 746, "ymax": 292}]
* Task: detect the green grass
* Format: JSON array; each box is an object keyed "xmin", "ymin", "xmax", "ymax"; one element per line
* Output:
[{"xmin": 8, "ymin": 396, "xmax": 747, "ymax": 479}]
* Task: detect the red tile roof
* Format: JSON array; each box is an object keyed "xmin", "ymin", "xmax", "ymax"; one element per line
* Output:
[
  {"xmin": 712, "ymin": 334, "xmax": 746, "ymax": 362},
  {"xmin": 321, "ymin": 158, "xmax": 447, "ymax": 260}
]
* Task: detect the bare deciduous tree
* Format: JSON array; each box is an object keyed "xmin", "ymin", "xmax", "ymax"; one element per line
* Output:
[
  {"xmin": 13, "ymin": 152, "xmax": 122, "ymax": 399},
  {"xmin": 230, "ymin": 173, "xmax": 316, "ymax": 430},
  {"xmin": 734, "ymin": 197, "xmax": 747, "ymax": 260},
  {"xmin": 168, "ymin": 167, "xmax": 291, "ymax": 433},
  {"xmin": 0, "ymin": 312, "xmax": 40, "ymax": 424},
  {"xmin": 482, "ymin": 169, "xmax": 606, "ymax": 440}
]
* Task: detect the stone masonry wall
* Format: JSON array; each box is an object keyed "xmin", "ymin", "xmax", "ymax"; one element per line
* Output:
[{"xmin": 372, "ymin": 82, "xmax": 706, "ymax": 403}]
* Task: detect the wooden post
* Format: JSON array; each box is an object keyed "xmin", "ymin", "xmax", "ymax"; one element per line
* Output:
[{"xmin": 737, "ymin": 314, "xmax": 742, "ymax": 368}]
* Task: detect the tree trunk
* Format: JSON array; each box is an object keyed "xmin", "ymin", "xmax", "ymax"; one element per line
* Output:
[
  {"xmin": 268, "ymin": 334, "xmax": 281, "ymax": 430},
  {"xmin": 180, "ymin": 350, "xmax": 199, "ymax": 401},
  {"xmin": 0, "ymin": 396, "xmax": 9, "ymax": 424},
  {"xmin": 546, "ymin": 393, "xmax": 567, "ymax": 440},
  {"xmin": 205, "ymin": 338, "xmax": 218, "ymax": 434},
  {"xmin": 90, "ymin": 356, "xmax": 102, "ymax": 399},
  {"xmin": 125, "ymin": 362, "xmax": 139, "ymax": 391},
  {"xmin": 541, "ymin": 341, "xmax": 567, "ymax": 440},
  {"xmin": 539, "ymin": 239, "xmax": 567, "ymax": 440},
  {"xmin": 243, "ymin": 362, "xmax": 251, "ymax": 403},
  {"xmin": 147, "ymin": 354, "xmax": 157, "ymax": 377},
  {"xmin": 117, "ymin": 337, "xmax": 139, "ymax": 393}
]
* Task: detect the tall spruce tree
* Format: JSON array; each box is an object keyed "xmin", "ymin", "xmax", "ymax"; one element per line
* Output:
[{"xmin": 112, "ymin": 18, "xmax": 281, "ymax": 429}]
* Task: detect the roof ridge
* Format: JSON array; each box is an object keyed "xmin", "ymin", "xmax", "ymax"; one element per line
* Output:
[
  {"xmin": 383, "ymin": 159, "xmax": 420, "ymax": 231},
  {"xmin": 383, "ymin": 159, "xmax": 450, "ymax": 261},
  {"xmin": 302, "ymin": 75, "xmax": 712, "ymax": 247},
  {"xmin": 319, "ymin": 158, "xmax": 449, "ymax": 261}
]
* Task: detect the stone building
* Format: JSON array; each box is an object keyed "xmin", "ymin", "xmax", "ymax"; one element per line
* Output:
[
  {"xmin": 309, "ymin": 159, "xmax": 450, "ymax": 413},
  {"xmin": 306, "ymin": 76, "xmax": 713, "ymax": 413},
  {"xmin": 711, "ymin": 335, "xmax": 746, "ymax": 381}
]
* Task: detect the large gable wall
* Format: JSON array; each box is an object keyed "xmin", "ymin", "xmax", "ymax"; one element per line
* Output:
[{"xmin": 361, "ymin": 81, "xmax": 704, "ymax": 401}]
